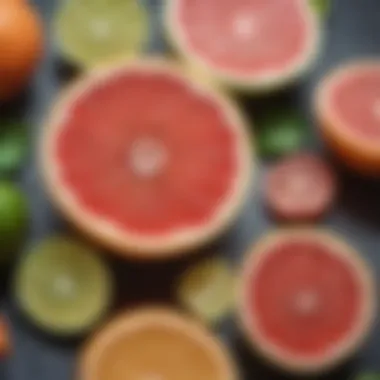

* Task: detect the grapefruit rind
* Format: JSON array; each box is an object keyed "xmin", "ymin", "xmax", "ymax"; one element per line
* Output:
[
  {"xmin": 237, "ymin": 228, "xmax": 376, "ymax": 374},
  {"xmin": 79, "ymin": 307, "xmax": 238, "ymax": 380},
  {"xmin": 40, "ymin": 58, "xmax": 254, "ymax": 259},
  {"xmin": 165, "ymin": 0, "xmax": 323, "ymax": 93},
  {"xmin": 315, "ymin": 60, "xmax": 380, "ymax": 175}
]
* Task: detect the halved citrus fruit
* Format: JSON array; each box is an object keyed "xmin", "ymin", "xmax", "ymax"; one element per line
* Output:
[
  {"xmin": 237, "ymin": 229, "xmax": 376, "ymax": 373},
  {"xmin": 315, "ymin": 60, "xmax": 380, "ymax": 175},
  {"xmin": 165, "ymin": 0, "xmax": 322, "ymax": 92},
  {"xmin": 40, "ymin": 59, "xmax": 253, "ymax": 259},
  {"xmin": 265, "ymin": 153, "xmax": 336, "ymax": 222},
  {"xmin": 177, "ymin": 257, "xmax": 236, "ymax": 324},
  {"xmin": 55, "ymin": 0, "xmax": 149, "ymax": 69},
  {"xmin": 78, "ymin": 307, "xmax": 238, "ymax": 380},
  {"xmin": 13, "ymin": 235, "xmax": 113, "ymax": 336}
]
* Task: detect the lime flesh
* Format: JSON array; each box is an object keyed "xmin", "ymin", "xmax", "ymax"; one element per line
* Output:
[
  {"xmin": 14, "ymin": 236, "xmax": 113, "ymax": 336},
  {"xmin": 55, "ymin": 0, "xmax": 149, "ymax": 69},
  {"xmin": 177, "ymin": 258, "xmax": 236, "ymax": 324}
]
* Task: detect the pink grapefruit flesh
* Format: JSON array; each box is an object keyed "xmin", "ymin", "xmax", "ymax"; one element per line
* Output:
[
  {"xmin": 239, "ymin": 230, "xmax": 375, "ymax": 373},
  {"xmin": 316, "ymin": 61, "xmax": 380, "ymax": 175},
  {"xmin": 41, "ymin": 60, "xmax": 252, "ymax": 258},
  {"xmin": 166, "ymin": 0, "xmax": 321, "ymax": 91},
  {"xmin": 265, "ymin": 153, "xmax": 336, "ymax": 222}
]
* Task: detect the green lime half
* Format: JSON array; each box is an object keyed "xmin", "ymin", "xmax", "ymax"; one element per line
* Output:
[
  {"xmin": 55, "ymin": 0, "xmax": 149, "ymax": 69},
  {"xmin": 14, "ymin": 236, "xmax": 113, "ymax": 336},
  {"xmin": 0, "ymin": 182, "xmax": 28, "ymax": 262},
  {"xmin": 258, "ymin": 110, "xmax": 307, "ymax": 158},
  {"xmin": 177, "ymin": 258, "xmax": 236, "ymax": 324},
  {"xmin": 355, "ymin": 373, "xmax": 380, "ymax": 380}
]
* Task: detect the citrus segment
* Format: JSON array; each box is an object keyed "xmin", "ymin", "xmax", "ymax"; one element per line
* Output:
[
  {"xmin": 166, "ymin": 0, "xmax": 321, "ymax": 91},
  {"xmin": 79, "ymin": 308, "xmax": 238, "ymax": 380},
  {"xmin": 55, "ymin": 0, "xmax": 149, "ymax": 69},
  {"xmin": 14, "ymin": 235, "xmax": 113, "ymax": 335},
  {"xmin": 177, "ymin": 258, "xmax": 236, "ymax": 323},
  {"xmin": 238, "ymin": 229, "xmax": 376, "ymax": 373},
  {"xmin": 265, "ymin": 154, "xmax": 336, "ymax": 222},
  {"xmin": 41, "ymin": 60, "xmax": 253, "ymax": 258},
  {"xmin": 315, "ymin": 60, "xmax": 380, "ymax": 175}
]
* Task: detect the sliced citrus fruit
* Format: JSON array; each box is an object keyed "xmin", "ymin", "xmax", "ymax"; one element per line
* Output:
[
  {"xmin": 237, "ymin": 229, "xmax": 376, "ymax": 373},
  {"xmin": 55, "ymin": 0, "xmax": 149, "ymax": 69},
  {"xmin": 177, "ymin": 258, "xmax": 236, "ymax": 324},
  {"xmin": 165, "ymin": 0, "xmax": 322, "ymax": 92},
  {"xmin": 315, "ymin": 60, "xmax": 380, "ymax": 175},
  {"xmin": 265, "ymin": 153, "xmax": 336, "ymax": 222},
  {"xmin": 79, "ymin": 307, "xmax": 238, "ymax": 380},
  {"xmin": 13, "ymin": 235, "xmax": 113, "ymax": 336},
  {"xmin": 40, "ymin": 59, "xmax": 253, "ymax": 259}
]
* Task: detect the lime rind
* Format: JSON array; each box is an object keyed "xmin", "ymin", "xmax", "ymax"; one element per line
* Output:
[
  {"xmin": 55, "ymin": 0, "xmax": 149, "ymax": 69},
  {"xmin": 310, "ymin": 0, "xmax": 330, "ymax": 19},
  {"xmin": 355, "ymin": 373, "xmax": 380, "ymax": 380},
  {"xmin": 177, "ymin": 258, "xmax": 236, "ymax": 324},
  {"xmin": 14, "ymin": 236, "xmax": 113, "ymax": 336}
]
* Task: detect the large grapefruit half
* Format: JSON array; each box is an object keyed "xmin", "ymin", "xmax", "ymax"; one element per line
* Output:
[
  {"xmin": 165, "ymin": 0, "xmax": 322, "ymax": 92},
  {"xmin": 40, "ymin": 59, "xmax": 253, "ymax": 259},
  {"xmin": 237, "ymin": 229, "xmax": 376, "ymax": 373},
  {"xmin": 78, "ymin": 307, "xmax": 238, "ymax": 380},
  {"xmin": 315, "ymin": 60, "xmax": 380, "ymax": 175}
]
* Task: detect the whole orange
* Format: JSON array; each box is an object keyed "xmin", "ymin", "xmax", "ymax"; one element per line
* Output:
[{"xmin": 0, "ymin": 1, "xmax": 43, "ymax": 101}]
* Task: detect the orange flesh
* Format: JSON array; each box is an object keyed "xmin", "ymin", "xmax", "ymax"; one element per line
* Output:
[
  {"xmin": 246, "ymin": 239, "xmax": 364, "ymax": 358},
  {"xmin": 87, "ymin": 326, "xmax": 222, "ymax": 380},
  {"xmin": 54, "ymin": 70, "xmax": 239, "ymax": 236},
  {"xmin": 176, "ymin": 0, "xmax": 311, "ymax": 76}
]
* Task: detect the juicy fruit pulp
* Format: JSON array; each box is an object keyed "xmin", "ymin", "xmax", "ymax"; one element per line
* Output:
[
  {"xmin": 177, "ymin": 258, "xmax": 236, "ymax": 323},
  {"xmin": 167, "ymin": 0, "xmax": 320, "ymax": 90},
  {"xmin": 79, "ymin": 308, "xmax": 237, "ymax": 380},
  {"xmin": 55, "ymin": 0, "xmax": 149, "ymax": 68},
  {"xmin": 239, "ymin": 230, "xmax": 375, "ymax": 372},
  {"xmin": 316, "ymin": 61, "xmax": 380, "ymax": 175},
  {"xmin": 265, "ymin": 154, "xmax": 336, "ymax": 221},
  {"xmin": 42, "ymin": 60, "xmax": 252, "ymax": 257},
  {"xmin": 14, "ymin": 236, "xmax": 113, "ymax": 335}
]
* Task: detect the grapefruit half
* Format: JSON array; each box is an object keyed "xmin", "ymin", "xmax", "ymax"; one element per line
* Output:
[
  {"xmin": 165, "ymin": 0, "xmax": 322, "ymax": 92},
  {"xmin": 315, "ymin": 60, "xmax": 380, "ymax": 175},
  {"xmin": 40, "ymin": 59, "xmax": 253, "ymax": 259},
  {"xmin": 78, "ymin": 307, "xmax": 238, "ymax": 380},
  {"xmin": 238, "ymin": 229, "xmax": 376, "ymax": 373}
]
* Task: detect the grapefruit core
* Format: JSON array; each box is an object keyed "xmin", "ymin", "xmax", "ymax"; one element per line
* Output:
[
  {"xmin": 165, "ymin": 0, "xmax": 322, "ymax": 92},
  {"xmin": 78, "ymin": 307, "xmax": 238, "ymax": 380},
  {"xmin": 40, "ymin": 59, "xmax": 253, "ymax": 259},
  {"xmin": 315, "ymin": 60, "xmax": 380, "ymax": 175},
  {"xmin": 238, "ymin": 229, "xmax": 376, "ymax": 373}
]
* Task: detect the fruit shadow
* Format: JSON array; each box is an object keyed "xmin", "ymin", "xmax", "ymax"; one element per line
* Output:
[
  {"xmin": 54, "ymin": 58, "xmax": 81, "ymax": 87},
  {"xmin": 229, "ymin": 323, "xmax": 358, "ymax": 380},
  {"xmin": 326, "ymin": 152, "xmax": 380, "ymax": 229}
]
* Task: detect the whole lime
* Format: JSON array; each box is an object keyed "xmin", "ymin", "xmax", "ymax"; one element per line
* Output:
[{"xmin": 0, "ymin": 182, "xmax": 29, "ymax": 261}]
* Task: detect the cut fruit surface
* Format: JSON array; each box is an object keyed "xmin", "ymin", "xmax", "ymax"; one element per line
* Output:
[
  {"xmin": 166, "ymin": 0, "xmax": 321, "ymax": 91},
  {"xmin": 265, "ymin": 153, "xmax": 336, "ymax": 222},
  {"xmin": 238, "ymin": 229, "xmax": 376, "ymax": 373},
  {"xmin": 177, "ymin": 257, "xmax": 236, "ymax": 324},
  {"xmin": 41, "ymin": 59, "xmax": 253, "ymax": 259},
  {"xmin": 55, "ymin": 0, "xmax": 149, "ymax": 69},
  {"xmin": 79, "ymin": 307, "xmax": 238, "ymax": 380},
  {"xmin": 315, "ymin": 60, "xmax": 380, "ymax": 175},
  {"xmin": 13, "ymin": 236, "xmax": 113, "ymax": 335}
]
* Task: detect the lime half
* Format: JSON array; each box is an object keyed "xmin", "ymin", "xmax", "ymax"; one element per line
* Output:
[
  {"xmin": 14, "ymin": 235, "xmax": 113, "ymax": 336},
  {"xmin": 55, "ymin": 0, "xmax": 149, "ymax": 69},
  {"xmin": 177, "ymin": 258, "xmax": 236, "ymax": 324}
]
